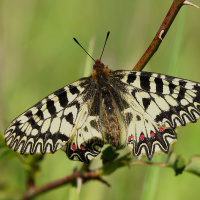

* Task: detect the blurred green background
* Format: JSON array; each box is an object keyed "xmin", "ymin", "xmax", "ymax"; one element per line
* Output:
[{"xmin": 1, "ymin": 0, "xmax": 200, "ymax": 200}]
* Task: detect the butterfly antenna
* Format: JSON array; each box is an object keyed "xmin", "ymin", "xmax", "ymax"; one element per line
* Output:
[
  {"xmin": 99, "ymin": 31, "xmax": 110, "ymax": 61},
  {"xmin": 73, "ymin": 38, "xmax": 95, "ymax": 62}
]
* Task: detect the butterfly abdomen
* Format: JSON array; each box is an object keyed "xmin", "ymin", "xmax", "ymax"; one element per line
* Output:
[
  {"xmin": 92, "ymin": 63, "xmax": 121, "ymax": 147},
  {"xmin": 101, "ymin": 90, "xmax": 121, "ymax": 147}
]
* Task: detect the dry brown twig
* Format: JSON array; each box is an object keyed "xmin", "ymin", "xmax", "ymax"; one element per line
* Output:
[
  {"xmin": 133, "ymin": 0, "xmax": 199, "ymax": 71},
  {"xmin": 22, "ymin": 0, "xmax": 199, "ymax": 199}
]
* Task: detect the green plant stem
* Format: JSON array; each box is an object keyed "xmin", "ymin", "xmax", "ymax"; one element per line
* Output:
[
  {"xmin": 167, "ymin": 7, "xmax": 187, "ymax": 75},
  {"xmin": 133, "ymin": 0, "xmax": 186, "ymax": 71},
  {"xmin": 139, "ymin": 157, "xmax": 163, "ymax": 200}
]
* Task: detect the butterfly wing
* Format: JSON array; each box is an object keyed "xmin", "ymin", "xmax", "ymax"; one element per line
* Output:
[
  {"xmin": 5, "ymin": 68, "xmax": 200, "ymax": 162},
  {"xmin": 111, "ymin": 70, "xmax": 200, "ymax": 159},
  {"xmin": 63, "ymin": 91, "xmax": 104, "ymax": 163},
  {"xmin": 4, "ymin": 77, "xmax": 104, "ymax": 162}
]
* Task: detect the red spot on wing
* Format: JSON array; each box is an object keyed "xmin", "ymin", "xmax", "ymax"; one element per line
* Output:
[
  {"xmin": 80, "ymin": 145, "xmax": 84, "ymax": 150},
  {"xmin": 140, "ymin": 134, "xmax": 144, "ymax": 140},
  {"xmin": 128, "ymin": 135, "xmax": 133, "ymax": 142},
  {"xmin": 151, "ymin": 132, "xmax": 155, "ymax": 137},
  {"xmin": 159, "ymin": 127, "xmax": 164, "ymax": 131},
  {"xmin": 72, "ymin": 144, "xmax": 76, "ymax": 150}
]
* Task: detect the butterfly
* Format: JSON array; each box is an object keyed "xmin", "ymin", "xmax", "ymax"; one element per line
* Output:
[{"xmin": 4, "ymin": 32, "xmax": 200, "ymax": 163}]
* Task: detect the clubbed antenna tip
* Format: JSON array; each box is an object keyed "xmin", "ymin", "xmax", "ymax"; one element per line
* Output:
[{"xmin": 100, "ymin": 31, "xmax": 110, "ymax": 61}]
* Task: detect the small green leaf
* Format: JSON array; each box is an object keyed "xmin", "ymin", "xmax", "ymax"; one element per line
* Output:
[
  {"xmin": 101, "ymin": 146, "xmax": 119, "ymax": 164},
  {"xmin": 100, "ymin": 153, "xmax": 131, "ymax": 175},
  {"xmin": 167, "ymin": 153, "xmax": 185, "ymax": 175},
  {"xmin": 185, "ymin": 155, "xmax": 200, "ymax": 176}
]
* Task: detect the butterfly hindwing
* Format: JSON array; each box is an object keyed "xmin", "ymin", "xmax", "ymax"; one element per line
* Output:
[
  {"xmin": 64, "ymin": 91, "xmax": 104, "ymax": 163},
  {"xmin": 64, "ymin": 114, "xmax": 104, "ymax": 163},
  {"xmin": 111, "ymin": 70, "xmax": 200, "ymax": 159}
]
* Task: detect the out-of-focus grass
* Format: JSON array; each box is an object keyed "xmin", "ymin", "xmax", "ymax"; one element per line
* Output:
[{"xmin": 0, "ymin": 1, "xmax": 200, "ymax": 200}]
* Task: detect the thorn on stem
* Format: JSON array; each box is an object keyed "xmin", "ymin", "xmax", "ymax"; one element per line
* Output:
[
  {"xmin": 77, "ymin": 177, "xmax": 82, "ymax": 195},
  {"xmin": 183, "ymin": 1, "xmax": 199, "ymax": 9},
  {"xmin": 158, "ymin": 30, "xmax": 165, "ymax": 40}
]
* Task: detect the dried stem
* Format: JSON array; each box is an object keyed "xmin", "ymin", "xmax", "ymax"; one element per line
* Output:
[
  {"xmin": 23, "ymin": 169, "xmax": 109, "ymax": 200},
  {"xmin": 22, "ymin": 159, "xmax": 170, "ymax": 200},
  {"xmin": 133, "ymin": 0, "xmax": 193, "ymax": 71}
]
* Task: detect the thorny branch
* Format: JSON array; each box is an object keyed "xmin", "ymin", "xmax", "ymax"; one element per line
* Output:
[
  {"xmin": 23, "ymin": 0, "xmax": 199, "ymax": 199},
  {"xmin": 133, "ymin": 0, "xmax": 199, "ymax": 71},
  {"xmin": 23, "ymin": 169, "xmax": 109, "ymax": 200},
  {"xmin": 23, "ymin": 159, "xmax": 170, "ymax": 200}
]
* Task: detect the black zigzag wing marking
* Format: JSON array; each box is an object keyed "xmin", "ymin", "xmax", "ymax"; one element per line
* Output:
[
  {"xmin": 109, "ymin": 79, "xmax": 176, "ymax": 159},
  {"xmin": 64, "ymin": 90, "xmax": 104, "ymax": 163},
  {"xmin": 132, "ymin": 129, "xmax": 177, "ymax": 159},
  {"xmin": 110, "ymin": 70, "xmax": 200, "ymax": 159},
  {"xmin": 113, "ymin": 70, "xmax": 200, "ymax": 128},
  {"xmin": 4, "ymin": 78, "xmax": 92, "ymax": 155}
]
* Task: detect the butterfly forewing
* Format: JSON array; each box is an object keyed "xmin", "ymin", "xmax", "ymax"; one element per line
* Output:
[
  {"xmin": 116, "ymin": 70, "xmax": 200, "ymax": 127},
  {"xmin": 4, "ymin": 76, "xmax": 105, "ymax": 163}
]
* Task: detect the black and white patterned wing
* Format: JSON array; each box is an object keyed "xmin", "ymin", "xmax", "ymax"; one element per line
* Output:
[
  {"xmin": 4, "ymin": 78, "xmax": 104, "ymax": 162},
  {"xmin": 111, "ymin": 70, "xmax": 200, "ymax": 159},
  {"xmin": 63, "ymin": 91, "xmax": 104, "ymax": 163}
]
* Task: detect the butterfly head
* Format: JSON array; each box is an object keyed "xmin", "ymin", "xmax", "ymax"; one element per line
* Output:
[
  {"xmin": 92, "ymin": 60, "xmax": 110, "ymax": 82},
  {"xmin": 93, "ymin": 60, "xmax": 105, "ymax": 70}
]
